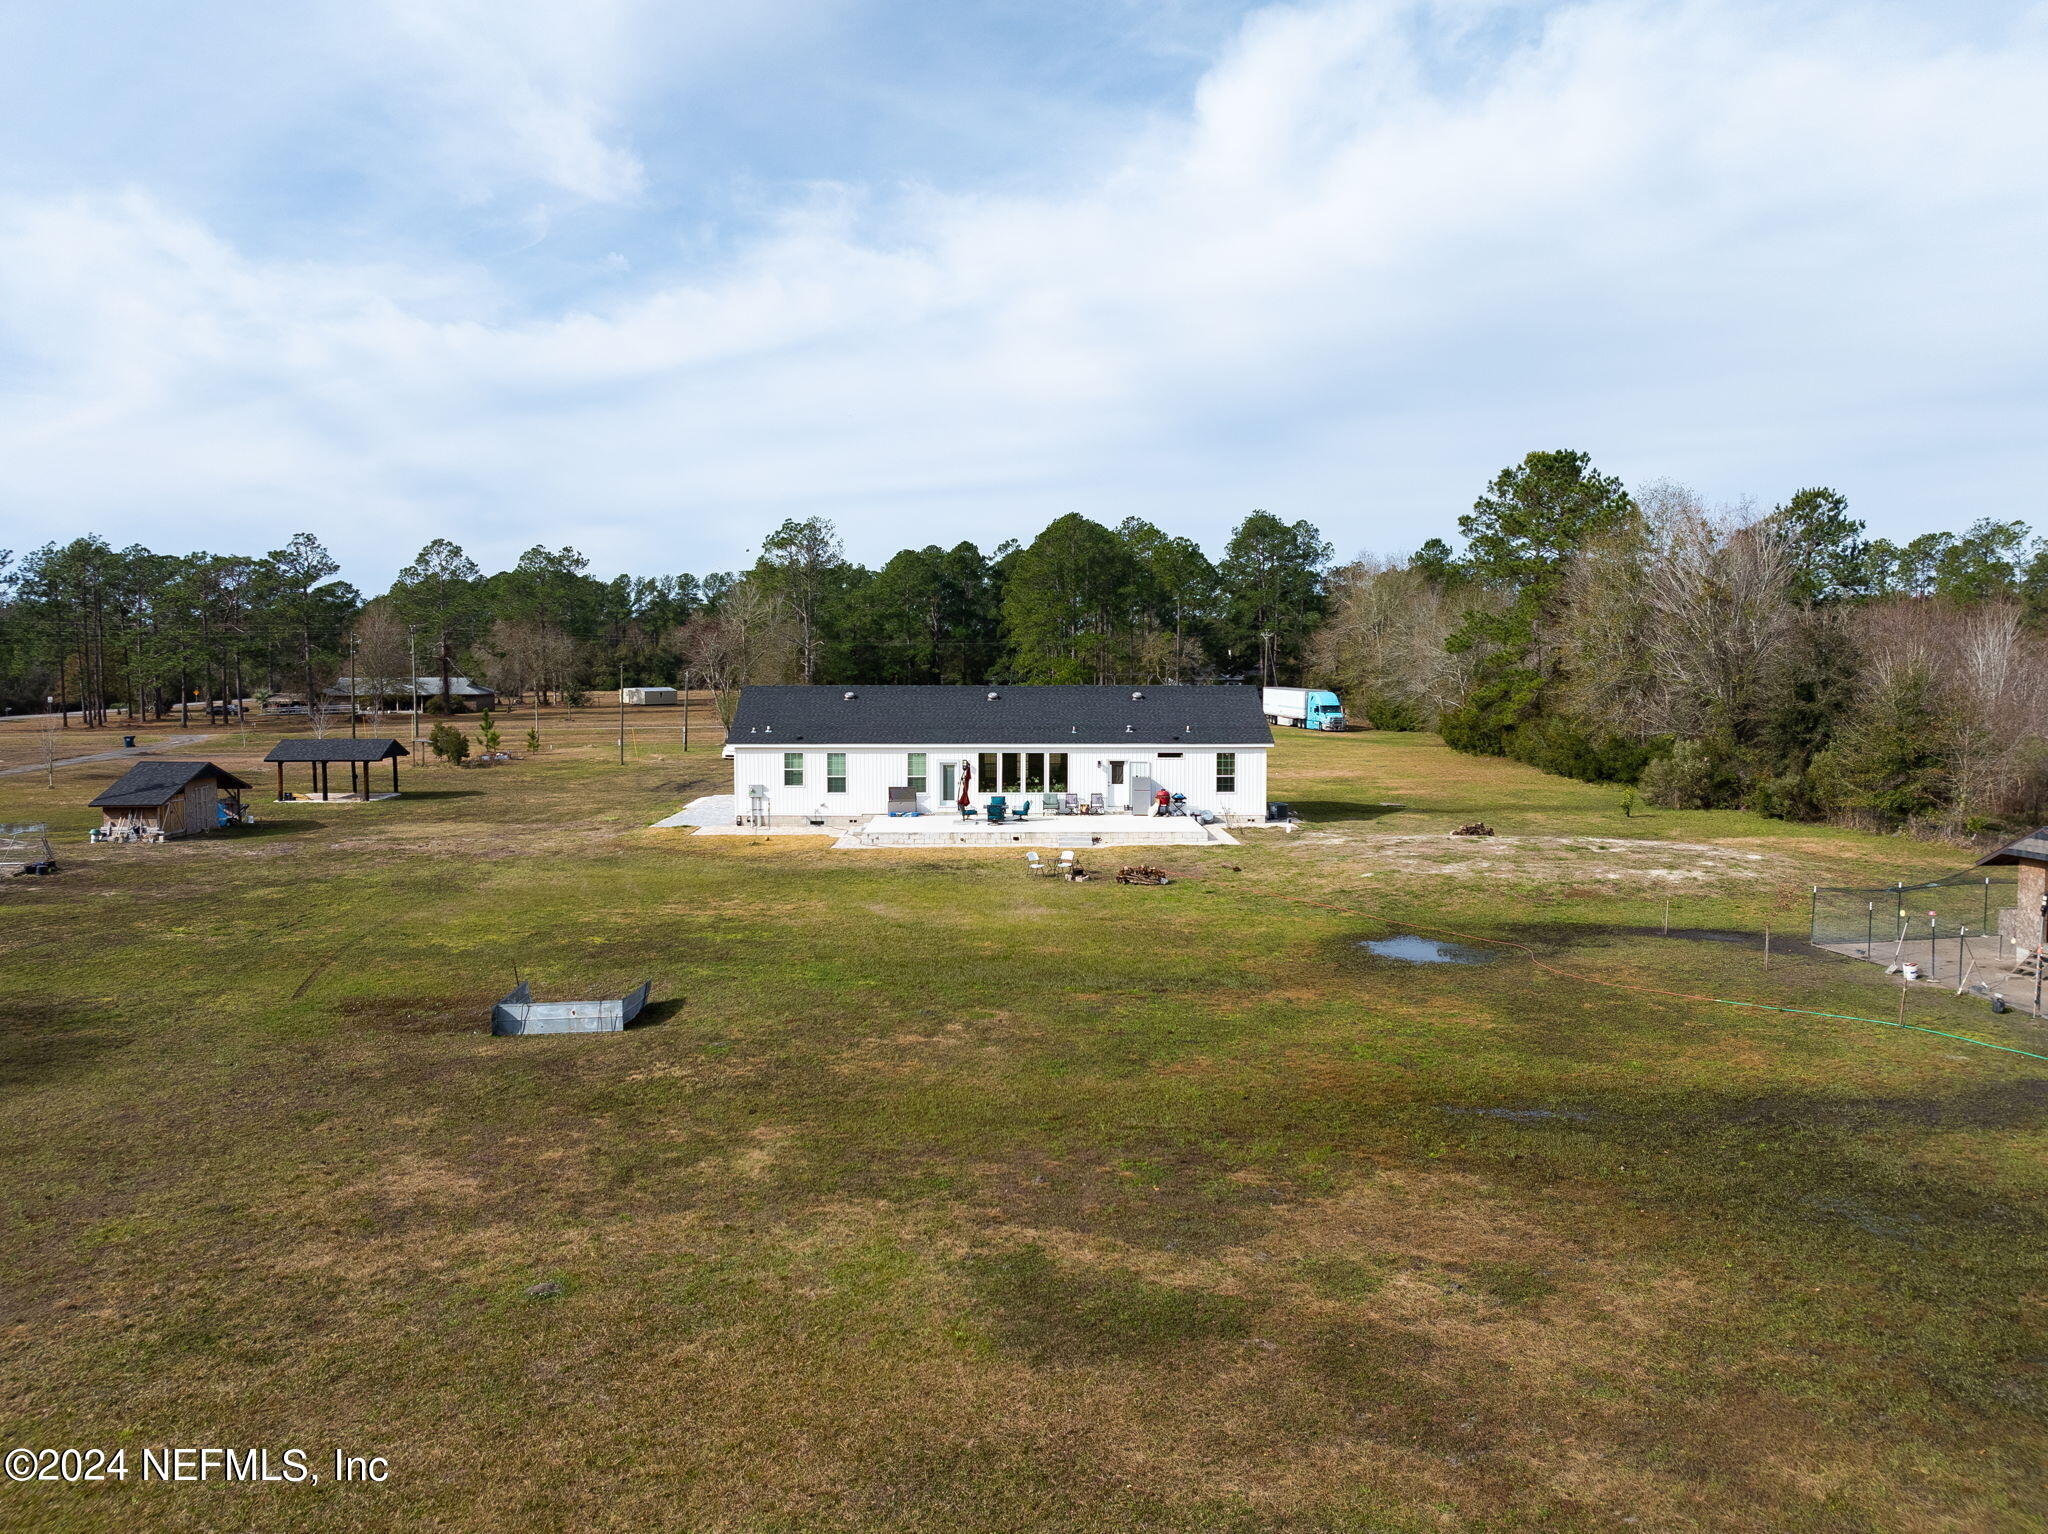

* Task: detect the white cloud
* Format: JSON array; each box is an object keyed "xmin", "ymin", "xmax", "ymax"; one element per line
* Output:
[
  {"xmin": 368, "ymin": 0, "xmax": 649, "ymax": 203},
  {"xmin": 2, "ymin": 0, "xmax": 2044, "ymax": 582}
]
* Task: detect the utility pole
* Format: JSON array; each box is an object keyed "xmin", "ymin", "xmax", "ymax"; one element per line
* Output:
[
  {"xmin": 617, "ymin": 659, "xmax": 626, "ymax": 766},
  {"xmin": 680, "ymin": 669, "xmax": 690, "ymax": 752},
  {"xmin": 406, "ymin": 626, "xmax": 422, "ymax": 745}
]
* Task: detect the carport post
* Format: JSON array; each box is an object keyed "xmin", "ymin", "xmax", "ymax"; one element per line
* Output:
[
  {"xmin": 392, "ymin": 756, "xmax": 399, "ymax": 794},
  {"xmin": 274, "ymin": 762, "xmax": 283, "ymax": 800}
]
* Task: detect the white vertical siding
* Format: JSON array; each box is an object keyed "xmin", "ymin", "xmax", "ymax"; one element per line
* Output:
[{"xmin": 727, "ymin": 743, "xmax": 1269, "ymax": 821}]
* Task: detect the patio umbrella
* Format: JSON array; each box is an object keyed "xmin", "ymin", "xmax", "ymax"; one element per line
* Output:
[{"xmin": 958, "ymin": 758, "xmax": 971, "ymax": 808}]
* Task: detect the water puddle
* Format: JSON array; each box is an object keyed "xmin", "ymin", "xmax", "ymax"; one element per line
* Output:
[{"xmin": 1358, "ymin": 935, "xmax": 1499, "ymax": 965}]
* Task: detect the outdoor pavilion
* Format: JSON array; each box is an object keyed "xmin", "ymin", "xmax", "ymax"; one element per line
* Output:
[{"xmin": 264, "ymin": 738, "xmax": 410, "ymax": 801}]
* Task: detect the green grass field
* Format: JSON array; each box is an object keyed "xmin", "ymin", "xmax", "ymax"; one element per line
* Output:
[{"xmin": 3, "ymin": 720, "xmax": 2044, "ymax": 1532}]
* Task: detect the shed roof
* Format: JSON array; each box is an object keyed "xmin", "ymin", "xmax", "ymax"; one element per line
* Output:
[
  {"xmin": 1976, "ymin": 827, "xmax": 2048, "ymax": 868},
  {"xmin": 728, "ymin": 685, "xmax": 1273, "ymax": 747},
  {"xmin": 265, "ymin": 737, "xmax": 411, "ymax": 763},
  {"xmin": 89, "ymin": 760, "xmax": 253, "ymax": 808}
]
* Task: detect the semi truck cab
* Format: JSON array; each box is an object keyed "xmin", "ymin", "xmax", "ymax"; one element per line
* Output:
[{"xmin": 1262, "ymin": 687, "xmax": 1346, "ymax": 730}]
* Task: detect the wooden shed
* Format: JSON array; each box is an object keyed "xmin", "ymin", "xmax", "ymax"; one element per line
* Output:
[
  {"xmin": 89, "ymin": 761, "xmax": 252, "ymax": 841},
  {"xmin": 264, "ymin": 738, "xmax": 411, "ymax": 801}
]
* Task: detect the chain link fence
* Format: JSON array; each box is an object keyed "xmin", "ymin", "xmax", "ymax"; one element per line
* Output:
[{"xmin": 1810, "ymin": 868, "xmax": 2016, "ymax": 958}]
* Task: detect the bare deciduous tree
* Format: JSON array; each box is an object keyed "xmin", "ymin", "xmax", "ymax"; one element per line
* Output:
[
  {"xmin": 1307, "ymin": 556, "xmax": 1495, "ymax": 728},
  {"xmin": 675, "ymin": 581, "xmax": 797, "ymax": 723}
]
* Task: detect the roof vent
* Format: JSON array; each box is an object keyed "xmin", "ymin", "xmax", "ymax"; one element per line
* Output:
[
  {"xmin": 1131, "ymin": 690, "xmax": 1144, "ymax": 700},
  {"xmin": 843, "ymin": 691, "xmax": 856, "ymax": 700},
  {"xmin": 986, "ymin": 691, "xmax": 999, "ymax": 701}
]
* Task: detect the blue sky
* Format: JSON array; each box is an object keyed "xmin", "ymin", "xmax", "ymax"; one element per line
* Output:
[{"xmin": 2, "ymin": 0, "xmax": 2043, "ymax": 587}]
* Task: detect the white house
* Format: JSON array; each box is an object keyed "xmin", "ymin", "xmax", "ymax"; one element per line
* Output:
[{"xmin": 723, "ymin": 685, "xmax": 1272, "ymax": 826}]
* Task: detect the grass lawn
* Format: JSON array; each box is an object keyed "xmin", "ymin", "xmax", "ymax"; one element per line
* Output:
[{"xmin": 2, "ymin": 714, "xmax": 2044, "ymax": 1532}]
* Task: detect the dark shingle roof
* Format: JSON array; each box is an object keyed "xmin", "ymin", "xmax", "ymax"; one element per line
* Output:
[
  {"xmin": 89, "ymin": 760, "xmax": 253, "ymax": 808},
  {"xmin": 1977, "ymin": 827, "xmax": 2048, "ymax": 867},
  {"xmin": 727, "ymin": 685, "xmax": 1273, "ymax": 747},
  {"xmin": 265, "ymin": 737, "xmax": 411, "ymax": 763}
]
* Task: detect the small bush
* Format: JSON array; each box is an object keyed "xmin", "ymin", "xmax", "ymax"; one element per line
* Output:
[
  {"xmin": 1639, "ymin": 739, "xmax": 1719, "ymax": 809},
  {"xmin": 427, "ymin": 722, "xmax": 470, "ymax": 766},
  {"xmin": 1750, "ymin": 770, "xmax": 1821, "ymax": 822}
]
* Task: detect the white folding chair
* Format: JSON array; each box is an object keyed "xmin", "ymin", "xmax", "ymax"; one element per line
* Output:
[{"xmin": 1024, "ymin": 850, "xmax": 1046, "ymax": 875}]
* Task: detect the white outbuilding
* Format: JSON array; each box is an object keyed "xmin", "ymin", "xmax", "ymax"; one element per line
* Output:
[
  {"xmin": 721, "ymin": 685, "xmax": 1272, "ymax": 834},
  {"xmin": 621, "ymin": 686, "xmax": 678, "ymax": 706}
]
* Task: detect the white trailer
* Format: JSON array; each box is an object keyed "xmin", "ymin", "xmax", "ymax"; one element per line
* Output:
[
  {"xmin": 1261, "ymin": 687, "xmax": 1345, "ymax": 730},
  {"xmin": 621, "ymin": 686, "xmax": 678, "ymax": 706}
]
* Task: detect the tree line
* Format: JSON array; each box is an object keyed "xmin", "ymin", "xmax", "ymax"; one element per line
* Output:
[
  {"xmin": 1308, "ymin": 450, "xmax": 2048, "ymax": 835},
  {"xmin": 0, "ymin": 509, "xmax": 1331, "ymax": 726},
  {"xmin": 12, "ymin": 455, "xmax": 2039, "ymax": 835}
]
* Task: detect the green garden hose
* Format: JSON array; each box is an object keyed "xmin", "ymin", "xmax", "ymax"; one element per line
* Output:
[{"xmin": 1708, "ymin": 999, "xmax": 2048, "ymax": 1062}]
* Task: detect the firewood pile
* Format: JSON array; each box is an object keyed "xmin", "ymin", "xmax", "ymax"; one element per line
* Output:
[
  {"xmin": 1451, "ymin": 822, "xmax": 1495, "ymax": 837},
  {"xmin": 1115, "ymin": 864, "xmax": 1173, "ymax": 885}
]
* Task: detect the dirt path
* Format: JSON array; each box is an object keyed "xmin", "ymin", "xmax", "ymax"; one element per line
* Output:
[{"xmin": 0, "ymin": 733, "xmax": 213, "ymax": 778}]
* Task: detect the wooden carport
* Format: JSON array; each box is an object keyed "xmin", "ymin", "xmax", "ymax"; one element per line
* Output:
[{"xmin": 264, "ymin": 738, "xmax": 411, "ymax": 801}]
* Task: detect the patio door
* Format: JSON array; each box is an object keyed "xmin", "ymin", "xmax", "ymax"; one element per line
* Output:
[{"xmin": 940, "ymin": 762, "xmax": 957, "ymax": 801}]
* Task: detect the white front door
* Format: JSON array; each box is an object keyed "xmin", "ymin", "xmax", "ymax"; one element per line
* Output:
[{"xmin": 1125, "ymin": 760, "xmax": 1154, "ymax": 812}]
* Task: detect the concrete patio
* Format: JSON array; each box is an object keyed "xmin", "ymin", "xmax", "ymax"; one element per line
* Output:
[
  {"xmin": 833, "ymin": 812, "xmax": 1239, "ymax": 849},
  {"xmin": 657, "ymin": 796, "xmax": 1240, "ymax": 848},
  {"xmin": 1812, "ymin": 932, "xmax": 2045, "ymax": 1014}
]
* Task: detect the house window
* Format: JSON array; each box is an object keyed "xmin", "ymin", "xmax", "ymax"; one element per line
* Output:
[
  {"xmin": 1216, "ymin": 752, "xmax": 1237, "ymax": 793},
  {"xmin": 978, "ymin": 753, "xmax": 998, "ymax": 793},
  {"xmin": 1001, "ymin": 752, "xmax": 1021, "ymax": 793},
  {"xmin": 1024, "ymin": 753, "xmax": 1044, "ymax": 793},
  {"xmin": 827, "ymin": 753, "xmax": 847, "ymax": 794},
  {"xmin": 906, "ymin": 753, "xmax": 927, "ymax": 792},
  {"xmin": 1048, "ymin": 753, "xmax": 1067, "ymax": 792},
  {"xmin": 783, "ymin": 752, "xmax": 804, "ymax": 787},
  {"xmin": 1109, "ymin": 761, "xmax": 1125, "ymax": 785}
]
